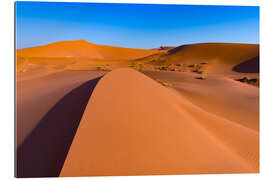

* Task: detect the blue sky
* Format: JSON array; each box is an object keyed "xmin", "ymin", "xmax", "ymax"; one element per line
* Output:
[{"xmin": 16, "ymin": 1, "xmax": 259, "ymax": 49}]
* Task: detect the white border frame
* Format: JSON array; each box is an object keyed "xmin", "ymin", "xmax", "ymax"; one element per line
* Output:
[{"xmin": 1, "ymin": 0, "xmax": 269, "ymax": 179}]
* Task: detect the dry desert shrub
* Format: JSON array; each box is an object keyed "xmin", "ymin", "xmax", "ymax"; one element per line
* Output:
[
  {"xmin": 175, "ymin": 63, "xmax": 183, "ymax": 66},
  {"xmin": 96, "ymin": 66, "xmax": 106, "ymax": 71},
  {"xmin": 192, "ymin": 68, "xmax": 203, "ymax": 74},
  {"xmin": 156, "ymin": 79, "xmax": 172, "ymax": 87},
  {"xmin": 196, "ymin": 75, "xmax": 206, "ymax": 80},
  {"xmin": 189, "ymin": 64, "xmax": 198, "ymax": 68},
  {"xmin": 159, "ymin": 66, "xmax": 169, "ymax": 71}
]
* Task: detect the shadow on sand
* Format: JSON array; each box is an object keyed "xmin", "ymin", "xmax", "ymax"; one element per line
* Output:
[
  {"xmin": 232, "ymin": 56, "xmax": 259, "ymax": 73},
  {"xmin": 16, "ymin": 76, "xmax": 102, "ymax": 178}
]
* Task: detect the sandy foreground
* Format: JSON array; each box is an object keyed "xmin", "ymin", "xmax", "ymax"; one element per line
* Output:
[
  {"xmin": 16, "ymin": 68, "xmax": 259, "ymax": 177},
  {"xmin": 60, "ymin": 68, "xmax": 259, "ymax": 176}
]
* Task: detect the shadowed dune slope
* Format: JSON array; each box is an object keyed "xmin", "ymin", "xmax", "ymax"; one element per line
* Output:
[
  {"xmin": 17, "ymin": 77, "xmax": 101, "ymax": 178},
  {"xmin": 60, "ymin": 68, "xmax": 259, "ymax": 177},
  {"xmin": 16, "ymin": 40, "xmax": 157, "ymax": 60},
  {"xmin": 233, "ymin": 56, "xmax": 259, "ymax": 73}
]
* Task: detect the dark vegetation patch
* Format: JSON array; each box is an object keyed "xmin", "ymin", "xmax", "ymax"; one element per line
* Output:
[{"xmin": 236, "ymin": 76, "xmax": 259, "ymax": 87}]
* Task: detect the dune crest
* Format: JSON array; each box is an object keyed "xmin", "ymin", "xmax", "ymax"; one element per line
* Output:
[
  {"xmin": 60, "ymin": 68, "xmax": 258, "ymax": 177},
  {"xmin": 16, "ymin": 40, "xmax": 157, "ymax": 60}
]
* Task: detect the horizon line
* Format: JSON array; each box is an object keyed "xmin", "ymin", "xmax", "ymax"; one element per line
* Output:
[{"xmin": 16, "ymin": 39, "xmax": 260, "ymax": 50}]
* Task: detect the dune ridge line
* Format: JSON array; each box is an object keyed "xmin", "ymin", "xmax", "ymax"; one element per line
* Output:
[{"xmin": 60, "ymin": 68, "xmax": 259, "ymax": 177}]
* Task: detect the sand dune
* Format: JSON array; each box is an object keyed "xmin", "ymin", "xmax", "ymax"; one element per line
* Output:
[
  {"xmin": 16, "ymin": 40, "xmax": 157, "ymax": 60},
  {"xmin": 136, "ymin": 43, "xmax": 259, "ymax": 75},
  {"xmin": 60, "ymin": 68, "xmax": 259, "ymax": 177},
  {"xmin": 167, "ymin": 43, "xmax": 259, "ymax": 64},
  {"xmin": 144, "ymin": 71, "xmax": 259, "ymax": 131},
  {"xmin": 16, "ymin": 42, "xmax": 259, "ymax": 81},
  {"xmin": 16, "ymin": 40, "xmax": 158, "ymax": 76}
]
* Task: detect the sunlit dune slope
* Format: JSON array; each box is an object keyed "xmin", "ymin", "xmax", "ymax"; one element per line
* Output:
[
  {"xmin": 16, "ymin": 40, "xmax": 157, "ymax": 60},
  {"xmin": 137, "ymin": 43, "xmax": 259, "ymax": 73},
  {"xmin": 167, "ymin": 43, "xmax": 259, "ymax": 64},
  {"xmin": 143, "ymin": 71, "xmax": 259, "ymax": 131},
  {"xmin": 60, "ymin": 68, "xmax": 258, "ymax": 177}
]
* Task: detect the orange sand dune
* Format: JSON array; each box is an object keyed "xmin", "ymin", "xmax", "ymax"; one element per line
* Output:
[
  {"xmin": 144, "ymin": 71, "xmax": 259, "ymax": 131},
  {"xmin": 16, "ymin": 40, "xmax": 158, "ymax": 75},
  {"xmin": 60, "ymin": 68, "xmax": 259, "ymax": 177},
  {"xmin": 16, "ymin": 40, "xmax": 157, "ymax": 60},
  {"xmin": 167, "ymin": 43, "xmax": 259, "ymax": 65},
  {"xmin": 137, "ymin": 43, "xmax": 259, "ymax": 75}
]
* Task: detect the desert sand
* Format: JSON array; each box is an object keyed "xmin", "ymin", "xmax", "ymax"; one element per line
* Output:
[
  {"xmin": 16, "ymin": 70, "xmax": 105, "ymax": 177},
  {"xmin": 16, "ymin": 40, "xmax": 158, "ymax": 76},
  {"xmin": 16, "ymin": 40, "xmax": 158, "ymax": 60},
  {"xmin": 60, "ymin": 68, "xmax": 258, "ymax": 176},
  {"xmin": 16, "ymin": 40, "xmax": 259, "ymax": 177}
]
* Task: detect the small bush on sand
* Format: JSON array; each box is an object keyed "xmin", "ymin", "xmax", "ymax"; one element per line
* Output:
[
  {"xmin": 96, "ymin": 66, "xmax": 106, "ymax": 71},
  {"xmin": 237, "ymin": 76, "xmax": 250, "ymax": 82},
  {"xmin": 175, "ymin": 63, "xmax": 183, "ymax": 66},
  {"xmin": 242, "ymin": 76, "xmax": 250, "ymax": 82},
  {"xmin": 159, "ymin": 66, "xmax": 169, "ymax": 71},
  {"xmin": 156, "ymin": 79, "xmax": 172, "ymax": 87},
  {"xmin": 200, "ymin": 61, "xmax": 208, "ymax": 65},
  {"xmin": 192, "ymin": 69, "xmax": 203, "ymax": 74},
  {"xmin": 189, "ymin": 64, "xmax": 198, "ymax": 68},
  {"xmin": 161, "ymin": 82, "xmax": 171, "ymax": 86},
  {"xmin": 196, "ymin": 75, "xmax": 206, "ymax": 80}
]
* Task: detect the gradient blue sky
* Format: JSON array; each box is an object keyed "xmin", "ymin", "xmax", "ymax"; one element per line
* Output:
[{"xmin": 16, "ymin": 1, "xmax": 259, "ymax": 49}]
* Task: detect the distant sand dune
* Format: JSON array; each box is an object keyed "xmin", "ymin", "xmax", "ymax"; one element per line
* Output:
[
  {"xmin": 167, "ymin": 43, "xmax": 259, "ymax": 65},
  {"xmin": 133, "ymin": 43, "xmax": 259, "ymax": 76},
  {"xmin": 16, "ymin": 40, "xmax": 157, "ymax": 60},
  {"xmin": 16, "ymin": 42, "xmax": 259, "ymax": 79},
  {"xmin": 60, "ymin": 68, "xmax": 259, "ymax": 177}
]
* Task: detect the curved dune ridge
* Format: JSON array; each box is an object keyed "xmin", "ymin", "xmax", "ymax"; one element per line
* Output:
[
  {"xmin": 16, "ymin": 40, "xmax": 157, "ymax": 60},
  {"xmin": 60, "ymin": 68, "xmax": 259, "ymax": 177},
  {"xmin": 133, "ymin": 43, "xmax": 259, "ymax": 75},
  {"xmin": 167, "ymin": 43, "xmax": 259, "ymax": 65}
]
